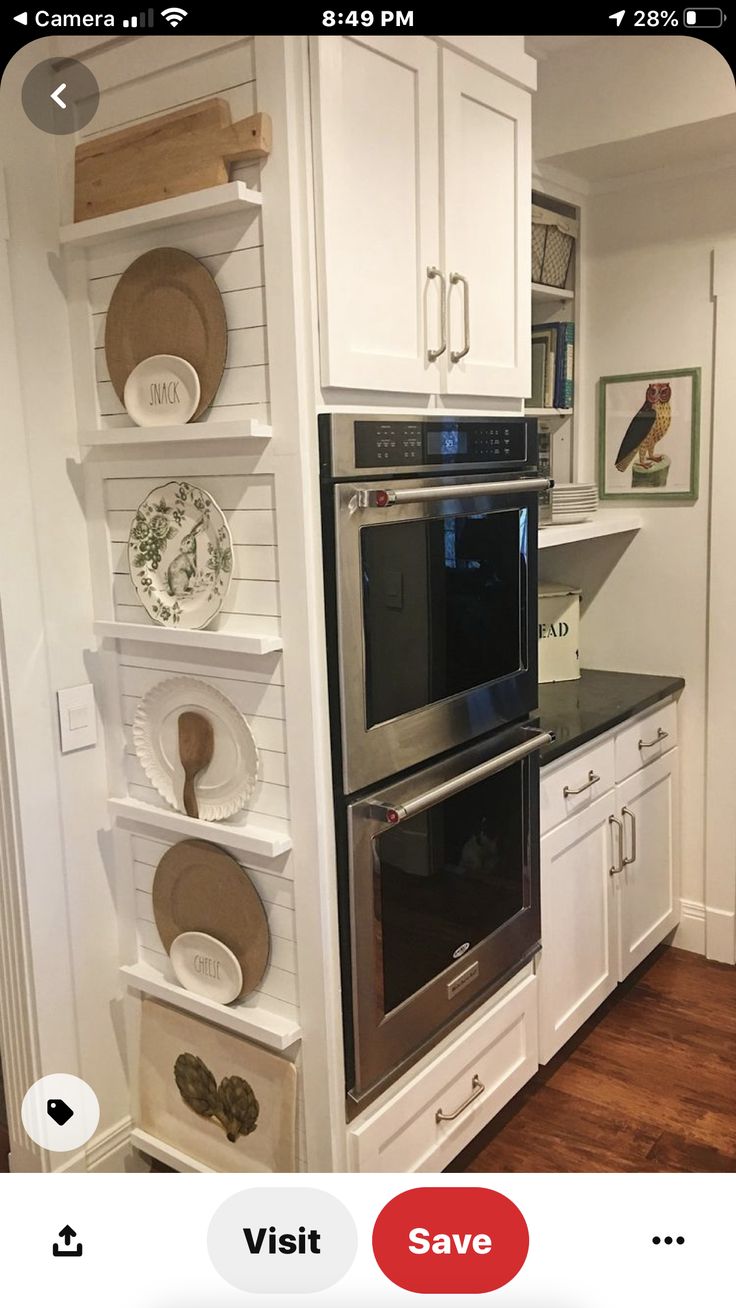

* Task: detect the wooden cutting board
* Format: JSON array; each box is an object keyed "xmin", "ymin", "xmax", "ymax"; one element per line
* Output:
[
  {"xmin": 104, "ymin": 247, "xmax": 228, "ymax": 420},
  {"xmin": 74, "ymin": 97, "xmax": 271, "ymax": 222},
  {"xmin": 152, "ymin": 839, "xmax": 270, "ymax": 1000}
]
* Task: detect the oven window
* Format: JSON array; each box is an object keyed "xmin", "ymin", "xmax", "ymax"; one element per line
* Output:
[
  {"xmin": 373, "ymin": 761, "xmax": 526, "ymax": 1015},
  {"xmin": 361, "ymin": 509, "xmax": 525, "ymax": 728}
]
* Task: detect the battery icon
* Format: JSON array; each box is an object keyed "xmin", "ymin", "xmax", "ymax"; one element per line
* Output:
[{"xmin": 683, "ymin": 7, "xmax": 724, "ymax": 23}]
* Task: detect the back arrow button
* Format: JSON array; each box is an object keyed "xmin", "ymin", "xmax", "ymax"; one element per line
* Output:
[{"xmin": 50, "ymin": 83, "xmax": 67, "ymax": 109}]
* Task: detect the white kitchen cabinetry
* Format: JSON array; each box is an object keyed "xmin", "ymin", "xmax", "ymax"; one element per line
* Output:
[
  {"xmin": 347, "ymin": 967, "xmax": 537, "ymax": 1172},
  {"xmin": 538, "ymin": 794, "xmax": 618, "ymax": 1063},
  {"xmin": 311, "ymin": 36, "xmax": 530, "ymax": 399},
  {"xmin": 616, "ymin": 750, "xmax": 679, "ymax": 979},
  {"xmin": 440, "ymin": 51, "xmax": 531, "ymax": 398},
  {"xmin": 539, "ymin": 703, "xmax": 680, "ymax": 1063}
]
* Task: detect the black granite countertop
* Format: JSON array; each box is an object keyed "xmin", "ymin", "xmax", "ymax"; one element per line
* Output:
[{"xmin": 537, "ymin": 669, "xmax": 685, "ymax": 766}]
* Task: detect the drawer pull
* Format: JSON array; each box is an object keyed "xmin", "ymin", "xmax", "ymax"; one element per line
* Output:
[
  {"xmin": 622, "ymin": 805, "xmax": 637, "ymax": 866},
  {"xmin": 435, "ymin": 1074, "xmax": 485, "ymax": 1123},
  {"xmin": 563, "ymin": 770, "xmax": 600, "ymax": 798},
  {"xmin": 638, "ymin": 727, "xmax": 668, "ymax": 750},
  {"xmin": 609, "ymin": 814, "xmax": 624, "ymax": 876}
]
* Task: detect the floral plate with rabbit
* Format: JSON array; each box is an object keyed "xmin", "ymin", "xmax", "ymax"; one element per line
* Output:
[{"xmin": 128, "ymin": 480, "xmax": 233, "ymax": 628}]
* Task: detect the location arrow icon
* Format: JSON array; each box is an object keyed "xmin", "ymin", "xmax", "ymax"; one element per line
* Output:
[{"xmin": 609, "ymin": 9, "xmax": 626, "ymax": 24}]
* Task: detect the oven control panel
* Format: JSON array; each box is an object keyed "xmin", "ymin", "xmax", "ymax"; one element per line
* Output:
[{"xmin": 353, "ymin": 420, "xmax": 529, "ymax": 469}]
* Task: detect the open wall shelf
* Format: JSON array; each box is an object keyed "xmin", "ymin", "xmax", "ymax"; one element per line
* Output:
[
  {"xmin": 80, "ymin": 418, "xmax": 272, "ymax": 448},
  {"xmin": 95, "ymin": 621, "xmax": 283, "ymax": 656},
  {"xmin": 130, "ymin": 1128, "xmax": 213, "ymax": 1173},
  {"xmin": 109, "ymin": 797, "xmax": 292, "ymax": 860},
  {"xmin": 121, "ymin": 961, "xmax": 301, "ymax": 1050},
  {"xmin": 60, "ymin": 181, "xmax": 263, "ymax": 248},
  {"xmin": 539, "ymin": 511, "xmax": 643, "ymax": 549}
]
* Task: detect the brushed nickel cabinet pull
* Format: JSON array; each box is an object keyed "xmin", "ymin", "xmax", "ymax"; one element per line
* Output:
[
  {"xmin": 435, "ymin": 1074, "xmax": 485, "ymax": 1123},
  {"xmin": 622, "ymin": 806, "xmax": 637, "ymax": 866},
  {"xmin": 426, "ymin": 266, "xmax": 447, "ymax": 361},
  {"xmin": 563, "ymin": 770, "xmax": 600, "ymax": 798},
  {"xmin": 638, "ymin": 727, "xmax": 668, "ymax": 750},
  {"xmin": 450, "ymin": 271, "xmax": 470, "ymax": 362},
  {"xmin": 609, "ymin": 814, "xmax": 624, "ymax": 876}
]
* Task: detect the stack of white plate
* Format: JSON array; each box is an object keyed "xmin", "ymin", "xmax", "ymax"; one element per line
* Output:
[{"xmin": 551, "ymin": 483, "xmax": 599, "ymax": 524}]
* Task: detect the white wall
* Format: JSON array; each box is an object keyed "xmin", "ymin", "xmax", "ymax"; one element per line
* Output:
[
  {"xmin": 541, "ymin": 162, "xmax": 736, "ymax": 919},
  {"xmin": 0, "ymin": 37, "xmax": 130, "ymax": 1163},
  {"xmin": 533, "ymin": 36, "xmax": 735, "ymax": 163}
]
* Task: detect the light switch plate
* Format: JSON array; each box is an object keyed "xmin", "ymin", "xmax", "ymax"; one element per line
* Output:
[{"xmin": 57, "ymin": 683, "xmax": 97, "ymax": 754}]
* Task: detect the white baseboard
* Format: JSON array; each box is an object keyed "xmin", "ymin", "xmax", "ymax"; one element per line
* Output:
[
  {"xmin": 705, "ymin": 907, "xmax": 736, "ymax": 964},
  {"xmin": 674, "ymin": 900, "xmax": 706, "ymax": 954},
  {"xmin": 54, "ymin": 1115, "xmax": 144, "ymax": 1174}
]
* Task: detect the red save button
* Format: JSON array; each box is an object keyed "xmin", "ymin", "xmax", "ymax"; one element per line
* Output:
[{"xmin": 372, "ymin": 1187, "xmax": 529, "ymax": 1294}]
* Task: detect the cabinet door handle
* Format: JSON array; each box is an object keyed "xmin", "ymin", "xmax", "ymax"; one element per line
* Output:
[
  {"xmin": 638, "ymin": 727, "xmax": 668, "ymax": 750},
  {"xmin": 622, "ymin": 806, "xmax": 637, "ymax": 866},
  {"xmin": 563, "ymin": 770, "xmax": 600, "ymax": 798},
  {"xmin": 609, "ymin": 814, "xmax": 624, "ymax": 876},
  {"xmin": 450, "ymin": 271, "xmax": 470, "ymax": 362},
  {"xmin": 426, "ymin": 266, "xmax": 447, "ymax": 361},
  {"xmin": 435, "ymin": 1074, "xmax": 485, "ymax": 1123}
]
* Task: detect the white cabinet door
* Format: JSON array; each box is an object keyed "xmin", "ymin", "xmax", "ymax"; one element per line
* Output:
[
  {"xmin": 311, "ymin": 35, "xmax": 442, "ymax": 393},
  {"xmin": 538, "ymin": 793, "xmax": 618, "ymax": 1063},
  {"xmin": 616, "ymin": 748, "xmax": 680, "ymax": 981},
  {"xmin": 440, "ymin": 50, "xmax": 531, "ymax": 399}
]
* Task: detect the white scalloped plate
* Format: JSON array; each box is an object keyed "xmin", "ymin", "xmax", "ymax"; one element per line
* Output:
[{"xmin": 133, "ymin": 675, "xmax": 258, "ymax": 822}]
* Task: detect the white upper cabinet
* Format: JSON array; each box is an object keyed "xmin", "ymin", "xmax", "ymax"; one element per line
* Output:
[
  {"xmin": 440, "ymin": 51, "xmax": 531, "ymax": 399},
  {"xmin": 310, "ymin": 37, "xmax": 532, "ymax": 400},
  {"xmin": 311, "ymin": 35, "xmax": 441, "ymax": 394}
]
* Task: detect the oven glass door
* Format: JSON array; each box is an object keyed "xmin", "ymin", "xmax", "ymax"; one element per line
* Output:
[
  {"xmin": 335, "ymin": 478, "xmax": 539, "ymax": 793},
  {"xmin": 375, "ymin": 755, "xmax": 525, "ymax": 1015},
  {"xmin": 362, "ymin": 507, "xmax": 525, "ymax": 728},
  {"xmin": 348, "ymin": 724, "xmax": 546, "ymax": 1105}
]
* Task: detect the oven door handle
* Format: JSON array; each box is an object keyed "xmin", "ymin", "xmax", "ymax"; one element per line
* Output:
[
  {"xmin": 372, "ymin": 729, "xmax": 554, "ymax": 826},
  {"xmin": 357, "ymin": 477, "xmax": 552, "ymax": 509}
]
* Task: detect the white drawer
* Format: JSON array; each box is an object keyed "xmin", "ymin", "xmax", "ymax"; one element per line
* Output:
[
  {"xmin": 615, "ymin": 700, "xmax": 677, "ymax": 783},
  {"xmin": 347, "ymin": 972, "xmax": 538, "ymax": 1173},
  {"xmin": 540, "ymin": 736, "xmax": 615, "ymax": 836}
]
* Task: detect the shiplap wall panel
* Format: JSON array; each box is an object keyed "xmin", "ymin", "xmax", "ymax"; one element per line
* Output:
[
  {"xmin": 79, "ymin": 36, "xmax": 269, "ymax": 430},
  {"xmin": 78, "ymin": 35, "xmax": 308, "ymax": 1164}
]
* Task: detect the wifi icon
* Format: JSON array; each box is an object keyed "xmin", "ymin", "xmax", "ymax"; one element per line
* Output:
[{"xmin": 161, "ymin": 6, "xmax": 187, "ymax": 24}]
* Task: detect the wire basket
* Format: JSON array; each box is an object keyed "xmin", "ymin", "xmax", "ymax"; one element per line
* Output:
[{"xmin": 532, "ymin": 205, "xmax": 578, "ymax": 289}]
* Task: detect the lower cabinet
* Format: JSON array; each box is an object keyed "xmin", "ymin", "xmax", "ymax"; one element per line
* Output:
[
  {"xmin": 347, "ymin": 971, "xmax": 538, "ymax": 1172},
  {"xmin": 616, "ymin": 749, "xmax": 680, "ymax": 980},
  {"xmin": 538, "ymin": 795, "xmax": 618, "ymax": 1063},
  {"xmin": 539, "ymin": 706, "xmax": 680, "ymax": 1064}
]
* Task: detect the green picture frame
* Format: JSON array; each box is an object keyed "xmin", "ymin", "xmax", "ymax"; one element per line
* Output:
[{"xmin": 598, "ymin": 367, "xmax": 700, "ymax": 503}]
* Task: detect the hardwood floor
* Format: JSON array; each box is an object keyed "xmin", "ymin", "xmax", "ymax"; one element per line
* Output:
[{"xmin": 449, "ymin": 946, "xmax": 736, "ymax": 1173}]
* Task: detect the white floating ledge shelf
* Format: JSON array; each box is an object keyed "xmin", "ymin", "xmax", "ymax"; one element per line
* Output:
[
  {"xmin": 539, "ymin": 511, "xmax": 643, "ymax": 549},
  {"xmin": 108, "ymin": 797, "xmax": 292, "ymax": 859},
  {"xmin": 95, "ymin": 620, "xmax": 282, "ymax": 656},
  {"xmin": 121, "ymin": 962, "xmax": 302, "ymax": 1051},
  {"xmin": 60, "ymin": 181, "xmax": 263, "ymax": 248},
  {"xmin": 526, "ymin": 408, "xmax": 573, "ymax": 418},
  {"xmin": 532, "ymin": 282, "xmax": 574, "ymax": 300},
  {"xmin": 130, "ymin": 1128, "xmax": 212, "ymax": 1173},
  {"xmin": 80, "ymin": 417, "xmax": 272, "ymax": 447}
]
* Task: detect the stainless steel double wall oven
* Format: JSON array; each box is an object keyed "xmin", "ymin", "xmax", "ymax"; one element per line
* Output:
[{"xmin": 319, "ymin": 414, "xmax": 552, "ymax": 1113}]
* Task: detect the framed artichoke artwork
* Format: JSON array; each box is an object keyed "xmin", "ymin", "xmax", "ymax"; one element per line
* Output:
[{"xmin": 138, "ymin": 998, "xmax": 297, "ymax": 1172}]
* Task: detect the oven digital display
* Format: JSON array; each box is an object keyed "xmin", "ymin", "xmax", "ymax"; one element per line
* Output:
[{"xmin": 427, "ymin": 427, "xmax": 467, "ymax": 457}]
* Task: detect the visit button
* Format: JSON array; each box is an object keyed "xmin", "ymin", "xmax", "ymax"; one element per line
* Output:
[{"xmin": 372, "ymin": 1187, "xmax": 529, "ymax": 1294}]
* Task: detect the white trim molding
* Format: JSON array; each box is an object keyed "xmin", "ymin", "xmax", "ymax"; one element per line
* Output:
[
  {"xmin": 704, "ymin": 240, "xmax": 736, "ymax": 965},
  {"xmin": 673, "ymin": 900, "xmax": 706, "ymax": 955}
]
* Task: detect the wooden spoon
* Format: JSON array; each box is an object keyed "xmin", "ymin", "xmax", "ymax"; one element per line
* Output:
[{"xmin": 178, "ymin": 711, "xmax": 214, "ymax": 819}]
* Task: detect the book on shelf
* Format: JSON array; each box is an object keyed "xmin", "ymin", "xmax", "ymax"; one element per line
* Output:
[{"xmin": 528, "ymin": 321, "xmax": 574, "ymax": 410}]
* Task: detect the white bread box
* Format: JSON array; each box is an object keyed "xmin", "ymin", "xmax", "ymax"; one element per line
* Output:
[{"xmin": 538, "ymin": 582, "xmax": 581, "ymax": 683}]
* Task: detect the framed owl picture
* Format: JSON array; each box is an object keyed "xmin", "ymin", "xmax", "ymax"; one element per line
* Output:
[{"xmin": 598, "ymin": 367, "xmax": 700, "ymax": 502}]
